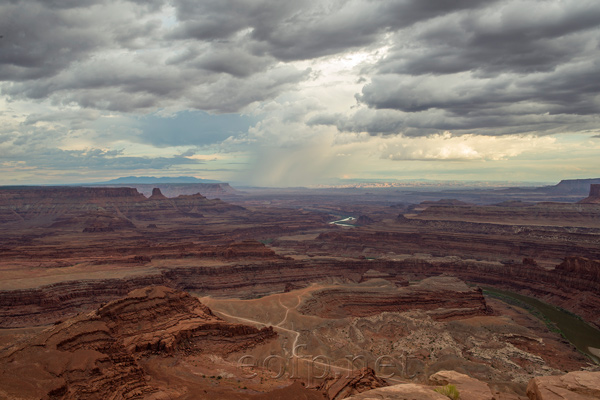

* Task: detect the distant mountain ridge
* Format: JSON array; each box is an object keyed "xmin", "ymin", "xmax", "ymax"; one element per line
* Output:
[{"xmin": 96, "ymin": 176, "xmax": 222, "ymax": 184}]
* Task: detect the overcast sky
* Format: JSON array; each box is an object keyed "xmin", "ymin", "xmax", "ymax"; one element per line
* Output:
[{"xmin": 1, "ymin": 0, "xmax": 599, "ymax": 186}]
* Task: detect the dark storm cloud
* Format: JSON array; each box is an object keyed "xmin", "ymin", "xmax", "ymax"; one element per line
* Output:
[
  {"xmin": 0, "ymin": 0, "xmax": 310, "ymax": 113},
  {"xmin": 329, "ymin": 0, "xmax": 600, "ymax": 137},
  {"xmin": 0, "ymin": 0, "xmax": 504, "ymax": 115},
  {"xmin": 1, "ymin": 0, "xmax": 493, "ymax": 93},
  {"xmin": 258, "ymin": 0, "xmax": 496, "ymax": 61},
  {"xmin": 377, "ymin": 2, "xmax": 600, "ymax": 77},
  {"xmin": 169, "ymin": 0, "xmax": 493, "ymax": 62},
  {"xmin": 0, "ymin": 2, "xmax": 104, "ymax": 80},
  {"xmin": 358, "ymin": 61, "xmax": 600, "ymax": 116},
  {"xmin": 1, "ymin": 0, "xmax": 599, "ymax": 141},
  {"xmin": 168, "ymin": 0, "xmax": 298, "ymax": 41},
  {"xmin": 184, "ymin": 65, "xmax": 311, "ymax": 113},
  {"xmin": 193, "ymin": 47, "xmax": 275, "ymax": 78}
]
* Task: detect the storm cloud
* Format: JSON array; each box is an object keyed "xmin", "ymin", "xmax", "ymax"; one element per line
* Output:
[{"xmin": 0, "ymin": 0, "xmax": 599, "ymax": 183}]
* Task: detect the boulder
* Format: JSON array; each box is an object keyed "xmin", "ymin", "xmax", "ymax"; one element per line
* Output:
[
  {"xmin": 345, "ymin": 383, "xmax": 449, "ymax": 399},
  {"xmin": 526, "ymin": 371, "xmax": 600, "ymax": 400},
  {"xmin": 429, "ymin": 370, "xmax": 494, "ymax": 400}
]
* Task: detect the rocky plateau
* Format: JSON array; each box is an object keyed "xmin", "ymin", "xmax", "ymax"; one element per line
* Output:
[{"xmin": 1, "ymin": 183, "xmax": 600, "ymax": 399}]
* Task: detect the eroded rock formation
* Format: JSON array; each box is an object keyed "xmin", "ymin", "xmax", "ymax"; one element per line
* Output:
[
  {"xmin": 526, "ymin": 371, "xmax": 600, "ymax": 400},
  {"xmin": 148, "ymin": 187, "xmax": 167, "ymax": 200},
  {"xmin": 317, "ymin": 367, "xmax": 388, "ymax": 400},
  {"xmin": 0, "ymin": 286, "xmax": 276, "ymax": 400},
  {"xmin": 98, "ymin": 286, "xmax": 276, "ymax": 354},
  {"xmin": 50, "ymin": 211, "xmax": 136, "ymax": 232},
  {"xmin": 299, "ymin": 277, "xmax": 491, "ymax": 321},
  {"xmin": 343, "ymin": 370, "xmax": 600, "ymax": 400},
  {"xmin": 3, "ymin": 254, "xmax": 600, "ymax": 330},
  {"xmin": 429, "ymin": 370, "xmax": 494, "ymax": 400},
  {"xmin": 547, "ymin": 179, "xmax": 600, "ymax": 195},
  {"xmin": 0, "ymin": 186, "xmax": 243, "ymax": 225},
  {"xmin": 556, "ymin": 256, "xmax": 600, "ymax": 283},
  {"xmin": 345, "ymin": 383, "xmax": 449, "ymax": 400},
  {"xmin": 117, "ymin": 182, "xmax": 239, "ymax": 199},
  {"xmin": 355, "ymin": 215, "xmax": 375, "ymax": 226},
  {"xmin": 579, "ymin": 184, "xmax": 600, "ymax": 204}
]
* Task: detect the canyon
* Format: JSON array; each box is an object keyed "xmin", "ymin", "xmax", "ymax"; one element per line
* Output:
[{"xmin": 1, "ymin": 182, "xmax": 599, "ymax": 399}]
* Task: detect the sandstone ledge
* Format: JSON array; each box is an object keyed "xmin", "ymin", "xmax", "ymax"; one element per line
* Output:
[{"xmin": 527, "ymin": 371, "xmax": 600, "ymax": 400}]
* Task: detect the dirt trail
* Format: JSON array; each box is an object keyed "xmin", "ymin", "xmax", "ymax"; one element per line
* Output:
[
  {"xmin": 276, "ymin": 293, "xmax": 301, "ymax": 327},
  {"xmin": 210, "ymin": 288, "xmax": 407, "ymax": 386}
]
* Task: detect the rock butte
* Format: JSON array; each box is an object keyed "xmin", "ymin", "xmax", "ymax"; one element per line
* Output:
[{"xmin": 579, "ymin": 184, "xmax": 600, "ymax": 204}]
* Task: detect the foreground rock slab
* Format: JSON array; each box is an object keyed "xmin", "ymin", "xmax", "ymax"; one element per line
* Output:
[
  {"xmin": 429, "ymin": 370, "xmax": 494, "ymax": 400},
  {"xmin": 526, "ymin": 371, "xmax": 600, "ymax": 400},
  {"xmin": 346, "ymin": 383, "xmax": 449, "ymax": 399}
]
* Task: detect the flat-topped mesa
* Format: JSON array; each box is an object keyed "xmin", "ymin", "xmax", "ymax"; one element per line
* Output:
[
  {"xmin": 0, "ymin": 186, "xmax": 244, "ymax": 224},
  {"xmin": 579, "ymin": 184, "xmax": 600, "ymax": 204},
  {"xmin": 544, "ymin": 178, "xmax": 600, "ymax": 195},
  {"xmin": 0, "ymin": 186, "xmax": 146, "ymax": 202},
  {"xmin": 0, "ymin": 186, "xmax": 145, "ymax": 224}
]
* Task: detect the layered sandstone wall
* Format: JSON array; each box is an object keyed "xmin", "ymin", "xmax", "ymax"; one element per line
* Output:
[
  {"xmin": 317, "ymin": 367, "xmax": 388, "ymax": 400},
  {"xmin": 3, "ymin": 255, "xmax": 599, "ymax": 329},
  {"xmin": 298, "ymin": 277, "xmax": 490, "ymax": 321},
  {"xmin": 317, "ymin": 225, "xmax": 600, "ymax": 263},
  {"xmin": 415, "ymin": 202, "xmax": 600, "ymax": 223},
  {"xmin": 0, "ymin": 286, "xmax": 275, "ymax": 400}
]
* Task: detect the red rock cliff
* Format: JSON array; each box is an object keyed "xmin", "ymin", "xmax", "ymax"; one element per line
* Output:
[
  {"xmin": 0, "ymin": 286, "xmax": 276, "ymax": 400},
  {"xmin": 0, "ymin": 186, "xmax": 244, "ymax": 224}
]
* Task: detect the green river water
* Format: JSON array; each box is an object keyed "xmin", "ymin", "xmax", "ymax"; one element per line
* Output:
[{"xmin": 482, "ymin": 286, "xmax": 600, "ymax": 364}]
